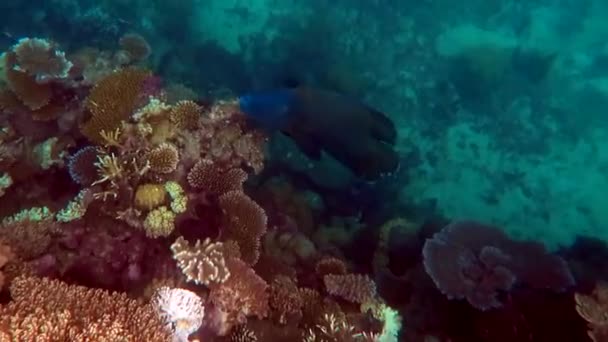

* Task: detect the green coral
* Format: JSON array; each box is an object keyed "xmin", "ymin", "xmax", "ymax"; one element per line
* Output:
[
  {"xmin": 2, "ymin": 206, "xmax": 53, "ymax": 225},
  {"xmin": 0, "ymin": 172, "xmax": 12, "ymax": 197},
  {"xmin": 56, "ymin": 190, "xmax": 89, "ymax": 222},
  {"xmin": 164, "ymin": 181, "xmax": 187, "ymax": 214}
]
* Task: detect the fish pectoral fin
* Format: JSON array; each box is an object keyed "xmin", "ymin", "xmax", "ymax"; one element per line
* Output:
[
  {"xmin": 366, "ymin": 107, "xmax": 397, "ymax": 145},
  {"xmin": 283, "ymin": 130, "xmax": 323, "ymax": 160}
]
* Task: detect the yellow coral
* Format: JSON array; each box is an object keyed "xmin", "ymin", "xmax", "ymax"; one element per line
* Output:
[
  {"xmin": 81, "ymin": 68, "xmax": 150, "ymax": 144},
  {"xmin": 143, "ymin": 206, "xmax": 175, "ymax": 238},
  {"xmin": 134, "ymin": 183, "xmax": 167, "ymax": 211},
  {"xmin": 147, "ymin": 143, "xmax": 179, "ymax": 174},
  {"xmin": 170, "ymin": 100, "xmax": 200, "ymax": 130}
]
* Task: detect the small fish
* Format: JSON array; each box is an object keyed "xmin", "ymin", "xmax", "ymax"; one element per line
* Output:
[{"xmin": 239, "ymin": 86, "xmax": 399, "ymax": 181}]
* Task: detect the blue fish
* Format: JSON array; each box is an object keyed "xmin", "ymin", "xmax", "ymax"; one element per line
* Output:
[{"xmin": 239, "ymin": 86, "xmax": 399, "ymax": 181}]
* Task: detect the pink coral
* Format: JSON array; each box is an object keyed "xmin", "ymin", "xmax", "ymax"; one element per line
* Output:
[{"xmin": 208, "ymin": 258, "xmax": 269, "ymax": 335}]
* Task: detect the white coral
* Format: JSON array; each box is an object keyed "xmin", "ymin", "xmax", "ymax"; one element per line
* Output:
[{"xmin": 152, "ymin": 287, "xmax": 205, "ymax": 342}]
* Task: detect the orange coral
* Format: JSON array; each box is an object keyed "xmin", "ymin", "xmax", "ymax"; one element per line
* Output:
[
  {"xmin": 323, "ymin": 274, "xmax": 377, "ymax": 304},
  {"xmin": 119, "ymin": 33, "xmax": 152, "ymax": 62},
  {"xmin": 171, "ymin": 236, "xmax": 230, "ymax": 286},
  {"xmin": 0, "ymin": 276, "xmax": 171, "ymax": 341},
  {"xmin": 81, "ymin": 67, "xmax": 150, "ymax": 144},
  {"xmin": 0, "ymin": 220, "xmax": 58, "ymax": 260},
  {"xmin": 147, "ymin": 142, "xmax": 180, "ymax": 174},
  {"xmin": 269, "ymin": 275, "xmax": 303, "ymax": 324},
  {"xmin": 219, "ymin": 191, "xmax": 268, "ymax": 265},
  {"xmin": 170, "ymin": 100, "xmax": 200, "ymax": 130},
  {"xmin": 4, "ymin": 52, "xmax": 52, "ymax": 110},
  {"xmin": 208, "ymin": 258, "xmax": 269, "ymax": 331},
  {"xmin": 187, "ymin": 159, "xmax": 247, "ymax": 195},
  {"xmin": 576, "ymin": 283, "xmax": 608, "ymax": 341}
]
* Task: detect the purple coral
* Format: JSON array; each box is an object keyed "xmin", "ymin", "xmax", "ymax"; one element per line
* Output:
[{"xmin": 422, "ymin": 220, "xmax": 574, "ymax": 310}]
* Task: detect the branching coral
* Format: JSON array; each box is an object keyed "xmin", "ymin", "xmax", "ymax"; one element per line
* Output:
[
  {"xmin": 0, "ymin": 276, "xmax": 171, "ymax": 341},
  {"xmin": 323, "ymin": 274, "xmax": 377, "ymax": 305},
  {"xmin": 81, "ymin": 67, "xmax": 150, "ymax": 144},
  {"xmin": 171, "ymin": 236, "xmax": 230, "ymax": 286},
  {"xmin": 187, "ymin": 159, "xmax": 248, "ymax": 195},
  {"xmin": 303, "ymin": 313, "xmax": 357, "ymax": 342},
  {"xmin": 152, "ymin": 286, "xmax": 205, "ymax": 342},
  {"xmin": 219, "ymin": 190, "xmax": 268, "ymax": 265}
]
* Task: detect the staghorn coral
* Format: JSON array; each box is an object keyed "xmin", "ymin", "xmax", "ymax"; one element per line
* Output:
[
  {"xmin": 11, "ymin": 37, "xmax": 73, "ymax": 82},
  {"xmin": 92, "ymin": 151, "xmax": 124, "ymax": 186},
  {"xmin": 208, "ymin": 258, "xmax": 269, "ymax": 333},
  {"xmin": 4, "ymin": 52, "xmax": 52, "ymax": 110},
  {"xmin": 144, "ymin": 206, "xmax": 176, "ymax": 238},
  {"xmin": 219, "ymin": 190, "xmax": 268, "ymax": 265},
  {"xmin": 171, "ymin": 236, "xmax": 230, "ymax": 286},
  {"xmin": 303, "ymin": 313, "xmax": 357, "ymax": 342},
  {"xmin": 269, "ymin": 275, "xmax": 303, "ymax": 324},
  {"xmin": 119, "ymin": 33, "xmax": 152, "ymax": 62},
  {"xmin": 81, "ymin": 67, "xmax": 150, "ymax": 144},
  {"xmin": 323, "ymin": 274, "xmax": 377, "ymax": 305},
  {"xmin": 148, "ymin": 142, "xmax": 180, "ymax": 174},
  {"xmin": 152, "ymin": 287, "xmax": 205, "ymax": 342},
  {"xmin": 0, "ymin": 276, "xmax": 171, "ymax": 341},
  {"xmin": 135, "ymin": 183, "xmax": 167, "ymax": 210},
  {"xmin": 187, "ymin": 159, "xmax": 248, "ymax": 195},
  {"xmin": 575, "ymin": 283, "xmax": 608, "ymax": 342},
  {"xmin": 170, "ymin": 100, "xmax": 201, "ymax": 130}
]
